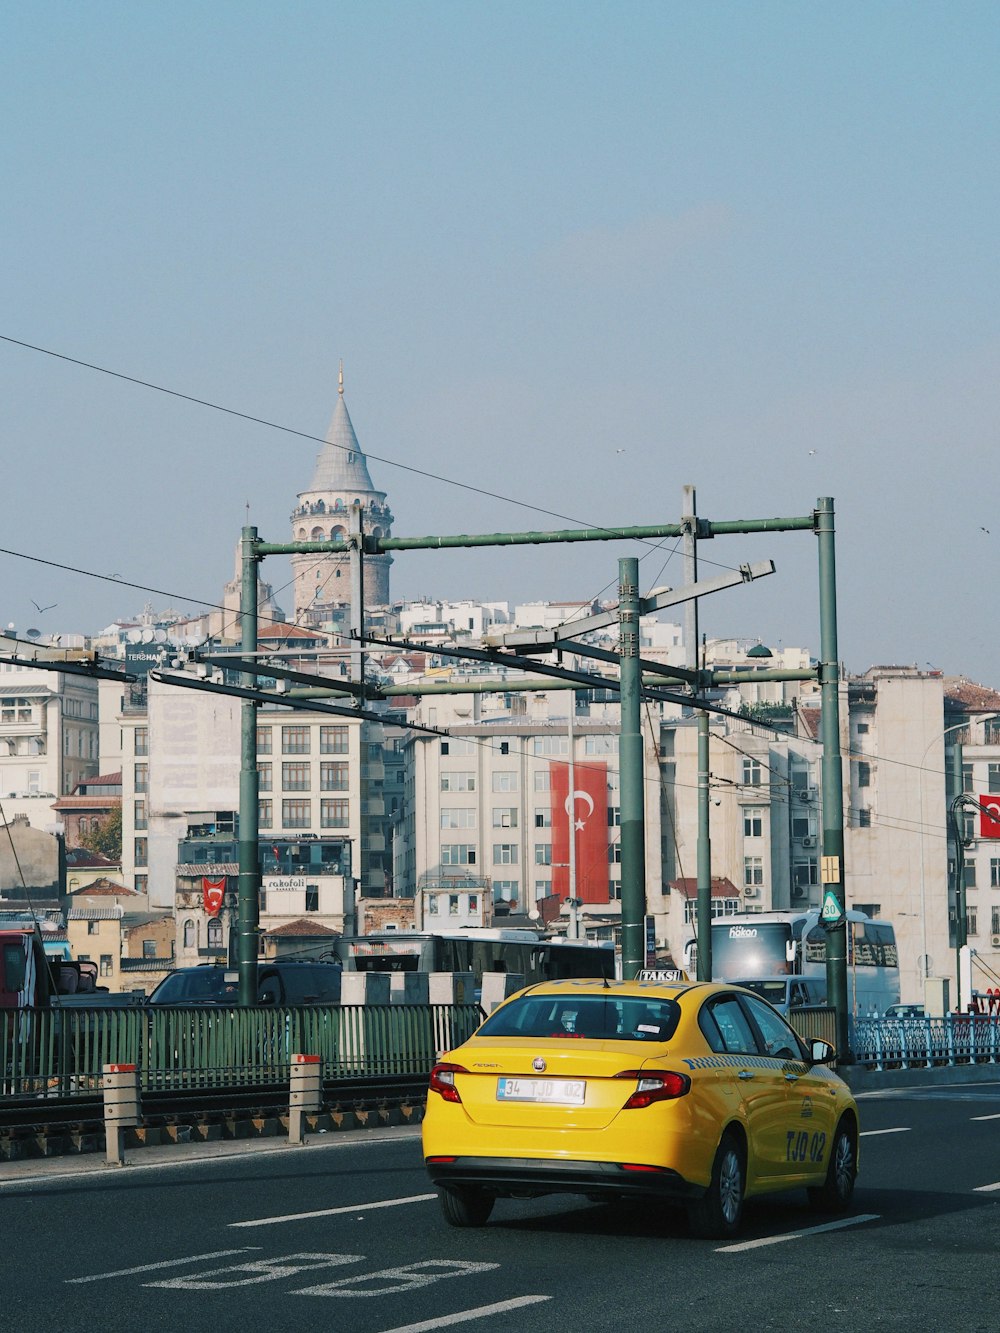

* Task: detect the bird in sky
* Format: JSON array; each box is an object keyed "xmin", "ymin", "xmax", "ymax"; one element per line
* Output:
[
  {"xmin": 31, "ymin": 599, "xmax": 57, "ymax": 613},
  {"xmin": 808, "ymin": 449, "xmax": 817, "ymax": 456},
  {"xmin": 981, "ymin": 526, "xmax": 990, "ymax": 534}
]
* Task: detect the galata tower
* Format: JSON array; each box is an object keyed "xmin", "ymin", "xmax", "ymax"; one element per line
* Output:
[{"xmin": 290, "ymin": 366, "xmax": 393, "ymax": 622}]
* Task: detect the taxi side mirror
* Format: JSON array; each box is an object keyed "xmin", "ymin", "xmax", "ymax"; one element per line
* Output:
[{"xmin": 809, "ymin": 1038, "xmax": 836, "ymax": 1065}]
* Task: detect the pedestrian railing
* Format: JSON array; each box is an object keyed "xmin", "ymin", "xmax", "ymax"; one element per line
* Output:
[
  {"xmin": 851, "ymin": 1013, "xmax": 1000, "ymax": 1070},
  {"xmin": 1, "ymin": 1002, "xmax": 484, "ymax": 1099}
]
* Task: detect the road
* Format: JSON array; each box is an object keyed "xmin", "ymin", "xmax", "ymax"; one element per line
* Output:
[{"xmin": 3, "ymin": 1081, "xmax": 999, "ymax": 1333}]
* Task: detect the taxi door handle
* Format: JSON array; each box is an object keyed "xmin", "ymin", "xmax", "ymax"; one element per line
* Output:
[{"xmin": 737, "ymin": 1070, "xmax": 755, "ymax": 1080}]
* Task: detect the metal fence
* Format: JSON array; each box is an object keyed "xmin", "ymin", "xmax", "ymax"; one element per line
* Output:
[
  {"xmin": 1, "ymin": 1003, "xmax": 483, "ymax": 1099},
  {"xmin": 850, "ymin": 1013, "xmax": 1000, "ymax": 1071}
]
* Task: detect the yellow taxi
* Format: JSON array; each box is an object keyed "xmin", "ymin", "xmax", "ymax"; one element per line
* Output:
[{"xmin": 423, "ymin": 978, "xmax": 858, "ymax": 1238}]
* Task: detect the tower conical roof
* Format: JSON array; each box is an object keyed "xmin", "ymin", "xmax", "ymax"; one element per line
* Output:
[{"xmin": 306, "ymin": 392, "xmax": 377, "ymax": 494}]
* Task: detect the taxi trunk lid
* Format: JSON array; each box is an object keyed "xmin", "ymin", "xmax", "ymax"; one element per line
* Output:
[{"xmin": 454, "ymin": 1038, "xmax": 663, "ymax": 1130}]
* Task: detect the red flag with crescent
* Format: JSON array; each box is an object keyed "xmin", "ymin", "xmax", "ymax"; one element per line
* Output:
[
  {"xmin": 980, "ymin": 796, "xmax": 1000, "ymax": 839},
  {"xmin": 202, "ymin": 876, "xmax": 226, "ymax": 914},
  {"xmin": 550, "ymin": 760, "xmax": 608, "ymax": 903}
]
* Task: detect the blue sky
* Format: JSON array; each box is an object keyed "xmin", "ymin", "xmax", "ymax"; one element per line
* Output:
[{"xmin": 2, "ymin": 2, "xmax": 998, "ymax": 680}]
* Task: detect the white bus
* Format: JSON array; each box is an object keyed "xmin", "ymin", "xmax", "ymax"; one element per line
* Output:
[
  {"xmin": 336, "ymin": 928, "xmax": 616, "ymax": 988},
  {"xmin": 684, "ymin": 909, "xmax": 900, "ymax": 1016}
]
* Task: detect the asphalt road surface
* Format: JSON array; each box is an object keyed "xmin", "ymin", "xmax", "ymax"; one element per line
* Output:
[{"xmin": 3, "ymin": 1081, "xmax": 999, "ymax": 1333}]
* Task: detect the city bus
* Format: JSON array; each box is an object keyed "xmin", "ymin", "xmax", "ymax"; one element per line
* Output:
[
  {"xmin": 684, "ymin": 910, "xmax": 900, "ymax": 1016},
  {"xmin": 336, "ymin": 928, "xmax": 616, "ymax": 988}
]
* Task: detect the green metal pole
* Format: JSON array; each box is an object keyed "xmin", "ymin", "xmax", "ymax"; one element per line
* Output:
[
  {"xmin": 816, "ymin": 498, "xmax": 849, "ymax": 1056},
  {"xmin": 696, "ymin": 712, "xmax": 712, "ymax": 981},
  {"xmin": 951, "ymin": 742, "xmax": 965, "ymax": 995},
  {"xmin": 618, "ymin": 557, "xmax": 645, "ymax": 980},
  {"xmin": 238, "ymin": 526, "xmax": 261, "ymax": 1006}
]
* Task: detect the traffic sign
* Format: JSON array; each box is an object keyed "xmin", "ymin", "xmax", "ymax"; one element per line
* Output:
[{"xmin": 821, "ymin": 888, "xmax": 844, "ymax": 923}]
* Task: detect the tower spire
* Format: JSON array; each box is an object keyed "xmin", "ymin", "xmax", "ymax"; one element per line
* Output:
[{"xmin": 338, "ymin": 360, "xmax": 344, "ymax": 396}]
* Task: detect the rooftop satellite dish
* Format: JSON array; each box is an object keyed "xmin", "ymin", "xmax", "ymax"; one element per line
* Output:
[
  {"xmin": 126, "ymin": 628, "xmax": 143, "ymax": 643},
  {"xmin": 25, "ymin": 628, "xmax": 41, "ymax": 640},
  {"xmin": 528, "ymin": 908, "xmax": 541, "ymax": 921},
  {"xmin": 141, "ymin": 628, "xmax": 155, "ymax": 643},
  {"xmin": 153, "ymin": 629, "xmax": 167, "ymax": 643}
]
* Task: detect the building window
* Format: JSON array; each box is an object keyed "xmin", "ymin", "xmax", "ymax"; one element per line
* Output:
[
  {"xmin": 607, "ymin": 806, "xmax": 621, "ymax": 827},
  {"xmin": 493, "ymin": 844, "xmax": 518, "ymax": 865},
  {"xmin": 320, "ymin": 726, "xmax": 349, "ymax": 754},
  {"xmin": 134, "ymin": 763, "xmax": 148, "ymax": 794},
  {"xmin": 743, "ymin": 808, "xmax": 764, "ymax": 838},
  {"xmin": 535, "ymin": 809, "xmax": 551, "ymax": 828},
  {"xmin": 256, "ymin": 726, "xmax": 272, "ymax": 754},
  {"xmin": 134, "ymin": 837, "xmax": 147, "ymax": 866},
  {"xmin": 963, "ymin": 763, "xmax": 974, "ymax": 793},
  {"xmin": 134, "ymin": 874, "xmax": 147, "ymax": 896},
  {"xmin": 142, "ymin": 939, "xmax": 156, "ymax": 958},
  {"xmin": 856, "ymin": 723, "xmax": 869, "ymax": 735},
  {"xmin": 257, "ymin": 762, "xmax": 272, "ymax": 792},
  {"xmin": 858, "ymin": 808, "xmax": 872, "ymax": 828},
  {"xmin": 533, "ymin": 736, "xmax": 568, "ymax": 756},
  {"xmin": 965, "ymin": 863, "xmax": 977, "ymax": 889},
  {"xmin": 321, "ymin": 761, "xmax": 349, "ymax": 791},
  {"xmin": 207, "ymin": 918, "xmax": 223, "ymax": 948},
  {"xmin": 282, "ymin": 726, "xmax": 310, "ymax": 754},
  {"xmin": 584, "ymin": 735, "xmax": 618, "ymax": 755},
  {"xmin": 534, "ymin": 771, "xmax": 550, "ymax": 792},
  {"xmin": 534, "ymin": 843, "xmax": 552, "ymax": 866},
  {"xmin": 742, "ymin": 758, "xmax": 762, "ymax": 787},
  {"xmin": 992, "ymin": 905, "xmax": 1000, "ymax": 936},
  {"xmin": 968, "ymin": 908, "xmax": 978, "ymax": 937},
  {"xmin": 441, "ymin": 808, "xmax": 476, "ymax": 829},
  {"xmin": 134, "ymin": 727, "xmax": 148, "ymax": 756},
  {"xmin": 448, "ymin": 895, "xmax": 460, "ymax": 916},
  {"xmin": 608, "ymin": 842, "xmax": 622, "ymax": 864},
  {"xmin": 426, "ymin": 896, "xmax": 439, "ymax": 915},
  {"xmin": 534, "ymin": 879, "xmax": 551, "ymax": 899},
  {"xmin": 87, "ymin": 920, "xmax": 100, "ymax": 936},
  {"xmin": 793, "ymin": 860, "xmax": 819, "ymax": 888},
  {"xmin": 100, "ymin": 955, "xmax": 113, "ymax": 977},
  {"xmin": 857, "ymin": 762, "xmax": 871, "ymax": 788},
  {"xmin": 282, "ymin": 761, "xmax": 311, "ymax": 791},
  {"xmin": 282, "ymin": 798, "xmax": 311, "ymax": 828},
  {"xmin": 441, "ymin": 772, "xmax": 475, "ymax": 792},
  {"xmin": 305, "ymin": 885, "xmax": 319, "ymax": 913},
  {"xmin": 183, "ymin": 919, "xmax": 195, "ymax": 949},
  {"xmin": 990, "ymin": 764, "xmax": 1000, "ymax": 795},
  {"xmin": 320, "ymin": 799, "xmax": 348, "ymax": 828},
  {"xmin": 991, "ymin": 858, "xmax": 1000, "ymax": 888},
  {"xmin": 492, "ymin": 771, "xmax": 518, "ymax": 792},
  {"xmin": 468, "ymin": 894, "xmax": 479, "ymax": 915},
  {"xmin": 494, "ymin": 880, "xmax": 519, "ymax": 902},
  {"xmin": 744, "ymin": 856, "xmax": 764, "ymax": 887},
  {"xmin": 493, "ymin": 807, "xmax": 518, "ymax": 828},
  {"xmin": 259, "ymin": 799, "xmax": 272, "ymax": 828},
  {"xmin": 134, "ymin": 800, "xmax": 147, "ymax": 830},
  {"xmin": 441, "ymin": 844, "xmax": 476, "ymax": 866}
]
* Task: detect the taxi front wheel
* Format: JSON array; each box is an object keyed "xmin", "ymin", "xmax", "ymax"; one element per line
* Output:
[
  {"xmin": 807, "ymin": 1117, "xmax": 857, "ymax": 1213},
  {"xmin": 439, "ymin": 1186, "xmax": 495, "ymax": 1228},
  {"xmin": 686, "ymin": 1132, "xmax": 745, "ymax": 1239}
]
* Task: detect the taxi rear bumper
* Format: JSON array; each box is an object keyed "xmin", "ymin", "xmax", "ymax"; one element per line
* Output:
[{"xmin": 425, "ymin": 1154, "xmax": 704, "ymax": 1202}]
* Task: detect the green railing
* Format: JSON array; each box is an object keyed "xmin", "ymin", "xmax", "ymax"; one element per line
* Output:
[{"xmin": 1, "ymin": 1003, "xmax": 483, "ymax": 1099}]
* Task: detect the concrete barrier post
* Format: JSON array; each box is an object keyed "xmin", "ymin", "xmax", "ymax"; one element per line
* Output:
[
  {"xmin": 390, "ymin": 972, "xmax": 430, "ymax": 1005},
  {"xmin": 429, "ymin": 972, "xmax": 476, "ymax": 1055},
  {"xmin": 288, "ymin": 1053, "xmax": 322, "ymax": 1145},
  {"xmin": 102, "ymin": 1063, "xmax": 140, "ymax": 1166},
  {"xmin": 480, "ymin": 971, "xmax": 526, "ymax": 1015}
]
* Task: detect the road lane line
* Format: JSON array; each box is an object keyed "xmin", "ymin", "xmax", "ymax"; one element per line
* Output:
[
  {"xmin": 373, "ymin": 1295, "xmax": 552, "ymax": 1332},
  {"xmin": 717, "ymin": 1214, "xmax": 880, "ymax": 1253},
  {"xmin": 860, "ymin": 1127, "xmax": 910, "ymax": 1137},
  {"xmin": 231, "ymin": 1193, "xmax": 437, "ymax": 1227},
  {"xmin": 971, "ymin": 1114, "xmax": 1000, "ymax": 1121},
  {"xmin": 66, "ymin": 1249, "xmax": 261, "ymax": 1284},
  {"xmin": 973, "ymin": 1182, "xmax": 1000, "ymax": 1192}
]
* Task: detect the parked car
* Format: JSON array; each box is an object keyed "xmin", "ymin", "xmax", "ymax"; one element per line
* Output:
[
  {"xmin": 148, "ymin": 961, "xmax": 342, "ymax": 1006},
  {"xmin": 882, "ymin": 1003, "xmax": 926, "ymax": 1019},
  {"xmin": 423, "ymin": 977, "xmax": 858, "ymax": 1238}
]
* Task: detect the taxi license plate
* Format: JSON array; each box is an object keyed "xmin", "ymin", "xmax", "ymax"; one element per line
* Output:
[{"xmin": 496, "ymin": 1077, "xmax": 586, "ymax": 1105}]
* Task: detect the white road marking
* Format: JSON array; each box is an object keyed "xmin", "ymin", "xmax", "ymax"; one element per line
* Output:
[
  {"xmin": 860, "ymin": 1127, "xmax": 910, "ymax": 1137},
  {"xmin": 296, "ymin": 1259, "xmax": 498, "ymax": 1298},
  {"xmin": 717, "ymin": 1213, "xmax": 880, "ymax": 1252},
  {"xmin": 66, "ymin": 1248, "xmax": 261, "ymax": 1284},
  {"xmin": 973, "ymin": 1181, "xmax": 1000, "ymax": 1192},
  {"xmin": 372, "ymin": 1295, "xmax": 552, "ymax": 1331},
  {"xmin": 971, "ymin": 1113, "xmax": 1000, "ymax": 1121},
  {"xmin": 231, "ymin": 1193, "xmax": 437, "ymax": 1227}
]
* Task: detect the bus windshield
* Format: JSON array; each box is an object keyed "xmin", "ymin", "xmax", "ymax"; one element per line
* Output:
[{"xmin": 711, "ymin": 922, "xmax": 793, "ymax": 978}]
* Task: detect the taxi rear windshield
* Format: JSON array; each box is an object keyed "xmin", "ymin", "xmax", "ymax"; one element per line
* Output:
[{"xmin": 479, "ymin": 994, "xmax": 681, "ymax": 1042}]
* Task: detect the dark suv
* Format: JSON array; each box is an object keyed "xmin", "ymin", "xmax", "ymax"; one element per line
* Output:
[{"xmin": 148, "ymin": 961, "xmax": 342, "ymax": 1006}]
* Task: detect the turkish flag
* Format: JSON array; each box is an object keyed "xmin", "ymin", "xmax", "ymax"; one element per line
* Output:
[
  {"xmin": 979, "ymin": 796, "xmax": 1000, "ymax": 839},
  {"xmin": 550, "ymin": 760, "xmax": 609, "ymax": 903},
  {"xmin": 202, "ymin": 876, "xmax": 226, "ymax": 914}
]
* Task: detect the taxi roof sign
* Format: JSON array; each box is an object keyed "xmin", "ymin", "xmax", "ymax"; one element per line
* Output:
[
  {"xmin": 637, "ymin": 968, "xmax": 687, "ymax": 982},
  {"xmin": 821, "ymin": 889, "xmax": 844, "ymax": 923}
]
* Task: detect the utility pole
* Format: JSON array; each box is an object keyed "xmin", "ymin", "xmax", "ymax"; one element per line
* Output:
[
  {"xmin": 237, "ymin": 525, "xmax": 261, "ymax": 1006},
  {"xmin": 567, "ymin": 699, "xmax": 580, "ymax": 941},
  {"xmin": 618, "ymin": 557, "xmax": 645, "ymax": 979},
  {"xmin": 683, "ymin": 485, "xmax": 712, "ymax": 983}
]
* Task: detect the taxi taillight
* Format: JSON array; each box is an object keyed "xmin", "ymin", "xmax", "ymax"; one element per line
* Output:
[
  {"xmin": 616, "ymin": 1069, "xmax": 691, "ymax": 1109},
  {"xmin": 429, "ymin": 1062, "xmax": 468, "ymax": 1103}
]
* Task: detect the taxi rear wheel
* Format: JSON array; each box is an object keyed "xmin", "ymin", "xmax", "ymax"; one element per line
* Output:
[
  {"xmin": 439, "ymin": 1186, "xmax": 495, "ymax": 1228},
  {"xmin": 807, "ymin": 1117, "xmax": 857, "ymax": 1213},
  {"xmin": 686, "ymin": 1131, "xmax": 745, "ymax": 1239}
]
